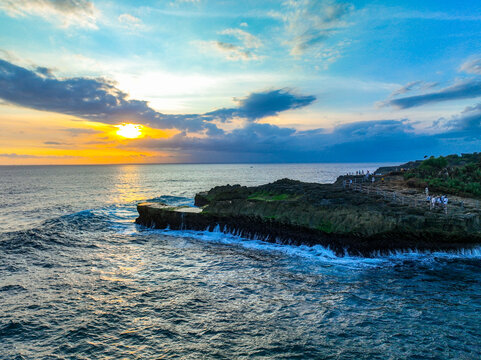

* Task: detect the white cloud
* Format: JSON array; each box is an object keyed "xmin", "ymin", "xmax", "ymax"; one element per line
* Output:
[
  {"xmin": 199, "ymin": 27, "xmax": 263, "ymax": 62},
  {"xmin": 219, "ymin": 28, "xmax": 262, "ymax": 49},
  {"xmin": 118, "ymin": 13, "xmax": 144, "ymax": 30},
  {"xmin": 460, "ymin": 57, "xmax": 481, "ymax": 75},
  {"xmin": 280, "ymin": 0, "xmax": 354, "ymax": 56},
  {"xmin": 0, "ymin": 0, "xmax": 99, "ymax": 29},
  {"xmin": 197, "ymin": 40, "xmax": 261, "ymax": 61},
  {"xmin": 390, "ymin": 80, "xmax": 439, "ymax": 98}
]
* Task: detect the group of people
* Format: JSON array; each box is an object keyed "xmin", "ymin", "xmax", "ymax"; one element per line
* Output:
[
  {"xmin": 343, "ymin": 175, "xmax": 383, "ymax": 189},
  {"xmin": 427, "ymin": 195, "xmax": 449, "ymax": 209},
  {"xmin": 343, "ymin": 181, "xmax": 450, "ymax": 213},
  {"xmin": 346, "ymin": 170, "xmax": 371, "ymax": 176},
  {"xmin": 425, "ymin": 187, "xmax": 449, "ymax": 212}
]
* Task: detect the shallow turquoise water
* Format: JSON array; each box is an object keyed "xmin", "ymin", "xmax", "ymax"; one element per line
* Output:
[{"xmin": 0, "ymin": 164, "xmax": 480, "ymax": 359}]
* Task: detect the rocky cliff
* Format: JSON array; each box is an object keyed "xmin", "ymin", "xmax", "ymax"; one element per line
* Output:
[{"xmin": 136, "ymin": 178, "xmax": 481, "ymax": 256}]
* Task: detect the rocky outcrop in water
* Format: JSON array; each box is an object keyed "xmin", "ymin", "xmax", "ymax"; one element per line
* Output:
[{"xmin": 136, "ymin": 178, "xmax": 481, "ymax": 256}]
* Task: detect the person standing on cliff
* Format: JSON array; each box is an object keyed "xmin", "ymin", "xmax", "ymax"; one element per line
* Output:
[{"xmin": 425, "ymin": 187, "xmax": 429, "ymax": 197}]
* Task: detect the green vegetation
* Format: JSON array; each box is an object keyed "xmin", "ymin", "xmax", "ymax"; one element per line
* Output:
[
  {"xmin": 419, "ymin": 155, "xmax": 448, "ymax": 171},
  {"xmin": 404, "ymin": 153, "xmax": 481, "ymax": 197},
  {"xmin": 315, "ymin": 221, "xmax": 334, "ymax": 233},
  {"xmin": 248, "ymin": 192, "xmax": 298, "ymax": 202}
]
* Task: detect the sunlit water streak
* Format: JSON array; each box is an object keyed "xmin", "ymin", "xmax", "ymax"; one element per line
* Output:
[{"xmin": 0, "ymin": 164, "xmax": 480, "ymax": 359}]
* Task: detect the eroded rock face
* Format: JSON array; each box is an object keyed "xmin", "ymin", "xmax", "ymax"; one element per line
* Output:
[{"xmin": 136, "ymin": 179, "xmax": 481, "ymax": 256}]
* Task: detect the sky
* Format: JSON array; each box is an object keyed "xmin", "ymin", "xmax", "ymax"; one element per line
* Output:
[{"xmin": 1, "ymin": 0, "xmax": 481, "ymax": 165}]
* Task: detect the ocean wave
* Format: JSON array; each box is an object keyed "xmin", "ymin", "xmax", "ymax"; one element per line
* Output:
[
  {"xmin": 144, "ymin": 195, "xmax": 194, "ymax": 207},
  {"xmin": 137, "ymin": 225, "xmax": 481, "ymax": 267},
  {"xmin": 0, "ymin": 284, "xmax": 27, "ymax": 293},
  {"xmin": 0, "ymin": 321, "xmax": 25, "ymax": 337},
  {"xmin": 0, "ymin": 208, "xmax": 115, "ymax": 252}
]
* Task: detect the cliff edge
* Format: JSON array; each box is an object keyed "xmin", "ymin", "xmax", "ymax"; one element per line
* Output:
[{"xmin": 136, "ymin": 178, "xmax": 481, "ymax": 256}]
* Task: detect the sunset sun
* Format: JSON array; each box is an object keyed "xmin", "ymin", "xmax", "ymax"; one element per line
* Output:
[{"xmin": 116, "ymin": 124, "xmax": 143, "ymax": 139}]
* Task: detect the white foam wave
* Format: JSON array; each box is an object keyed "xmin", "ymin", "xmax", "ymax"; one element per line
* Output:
[
  {"xmin": 100, "ymin": 203, "xmax": 481, "ymax": 266},
  {"xmin": 139, "ymin": 225, "xmax": 481, "ymax": 268}
]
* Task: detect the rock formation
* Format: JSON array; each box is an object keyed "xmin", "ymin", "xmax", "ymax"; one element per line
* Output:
[{"xmin": 136, "ymin": 178, "xmax": 481, "ymax": 256}]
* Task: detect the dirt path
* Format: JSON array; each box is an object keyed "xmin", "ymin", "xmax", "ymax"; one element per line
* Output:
[{"xmin": 341, "ymin": 175, "xmax": 481, "ymax": 215}]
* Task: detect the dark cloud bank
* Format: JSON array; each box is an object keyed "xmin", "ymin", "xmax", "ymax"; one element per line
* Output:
[
  {"xmin": 386, "ymin": 56, "xmax": 481, "ymax": 109},
  {"xmin": 1, "ymin": 58, "xmax": 480, "ymax": 163},
  {"xmin": 0, "ymin": 59, "xmax": 313, "ymax": 132},
  {"xmin": 131, "ymin": 116, "xmax": 481, "ymax": 163},
  {"xmin": 388, "ymin": 80, "xmax": 481, "ymax": 109},
  {"xmin": 207, "ymin": 89, "xmax": 316, "ymax": 121}
]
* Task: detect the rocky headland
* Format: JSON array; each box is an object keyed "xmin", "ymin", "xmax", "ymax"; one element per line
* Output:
[{"xmin": 136, "ymin": 167, "xmax": 481, "ymax": 256}]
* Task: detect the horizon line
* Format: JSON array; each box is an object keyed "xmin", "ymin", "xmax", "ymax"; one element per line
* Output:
[{"xmin": 0, "ymin": 160, "xmax": 404, "ymax": 167}]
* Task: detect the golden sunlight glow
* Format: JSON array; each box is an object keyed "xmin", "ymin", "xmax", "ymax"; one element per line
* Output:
[
  {"xmin": 0, "ymin": 106, "xmax": 182, "ymax": 165},
  {"xmin": 116, "ymin": 124, "xmax": 143, "ymax": 139}
]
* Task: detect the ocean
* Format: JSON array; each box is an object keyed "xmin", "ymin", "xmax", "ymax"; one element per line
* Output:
[{"xmin": 1, "ymin": 164, "xmax": 480, "ymax": 359}]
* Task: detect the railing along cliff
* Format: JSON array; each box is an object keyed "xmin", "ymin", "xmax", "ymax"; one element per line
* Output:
[{"xmin": 343, "ymin": 181, "xmax": 480, "ymax": 214}]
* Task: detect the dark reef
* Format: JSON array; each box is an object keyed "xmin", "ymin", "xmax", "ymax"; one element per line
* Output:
[{"xmin": 136, "ymin": 175, "xmax": 481, "ymax": 256}]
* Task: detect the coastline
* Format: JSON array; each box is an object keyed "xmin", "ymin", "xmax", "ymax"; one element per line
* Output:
[{"xmin": 136, "ymin": 175, "xmax": 481, "ymax": 256}]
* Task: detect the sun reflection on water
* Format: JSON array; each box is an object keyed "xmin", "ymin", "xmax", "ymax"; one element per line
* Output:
[{"xmin": 110, "ymin": 165, "xmax": 147, "ymax": 204}]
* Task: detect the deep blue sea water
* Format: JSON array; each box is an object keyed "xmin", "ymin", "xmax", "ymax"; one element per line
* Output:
[{"xmin": 1, "ymin": 164, "xmax": 480, "ymax": 359}]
